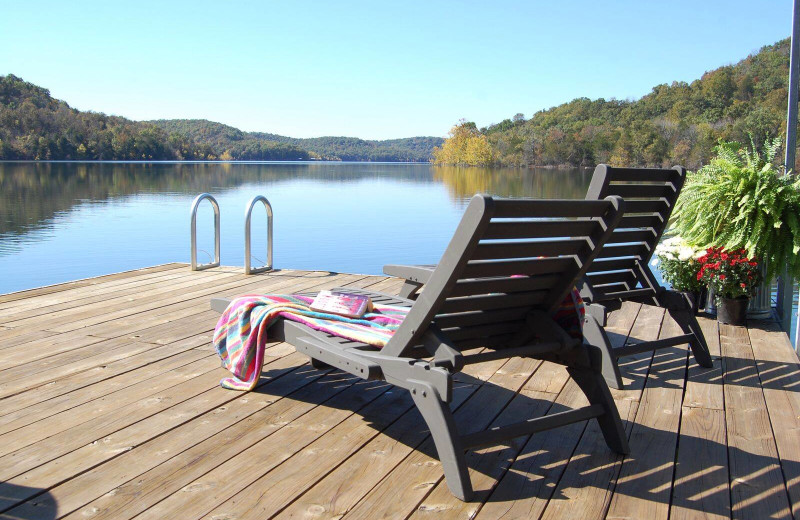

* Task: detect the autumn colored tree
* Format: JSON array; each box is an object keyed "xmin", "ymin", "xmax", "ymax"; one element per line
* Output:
[{"xmin": 432, "ymin": 120, "xmax": 494, "ymax": 166}]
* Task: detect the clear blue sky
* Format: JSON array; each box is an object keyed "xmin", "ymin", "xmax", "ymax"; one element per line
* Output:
[{"xmin": 0, "ymin": 0, "xmax": 792, "ymax": 140}]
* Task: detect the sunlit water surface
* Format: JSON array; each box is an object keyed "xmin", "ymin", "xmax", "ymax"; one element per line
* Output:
[{"xmin": 0, "ymin": 161, "xmax": 594, "ymax": 293}]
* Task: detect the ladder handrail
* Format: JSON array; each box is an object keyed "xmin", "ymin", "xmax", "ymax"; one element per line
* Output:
[
  {"xmin": 190, "ymin": 193, "xmax": 221, "ymax": 271},
  {"xmin": 244, "ymin": 195, "xmax": 274, "ymax": 274}
]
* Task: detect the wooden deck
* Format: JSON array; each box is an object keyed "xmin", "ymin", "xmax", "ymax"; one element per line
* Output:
[{"xmin": 0, "ymin": 263, "xmax": 799, "ymax": 520}]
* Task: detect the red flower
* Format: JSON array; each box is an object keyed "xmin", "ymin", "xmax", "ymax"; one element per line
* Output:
[
  {"xmin": 719, "ymin": 274, "xmax": 726, "ymax": 280},
  {"xmin": 740, "ymin": 283, "xmax": 747, "ymax": 288}
]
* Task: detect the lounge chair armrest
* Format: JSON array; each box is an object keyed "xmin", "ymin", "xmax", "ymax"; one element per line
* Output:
[
  {"xmin": 383, "ymin": 264, "xmax": 436, "ymax": 284},
  {"xmin": 423, "ymin": 326, "xmax": 464, "ymax": 372},
  {"xmin": 585, "ymin": 303, "xmax": 607, "ymax": 327},
  {"xmin": 354, "ymin": 350, "xmax": 453, "ymax": 402}
]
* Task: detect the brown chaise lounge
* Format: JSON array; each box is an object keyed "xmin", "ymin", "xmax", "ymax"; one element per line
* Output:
[{"xmin": 212, "ymin": 194, "xmax": 631, "ymax": 500}]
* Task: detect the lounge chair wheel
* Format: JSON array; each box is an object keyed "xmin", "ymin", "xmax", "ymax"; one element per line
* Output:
[{"xmin": 310, "ymin": 357, "xmax": 331, "ymax": 369}]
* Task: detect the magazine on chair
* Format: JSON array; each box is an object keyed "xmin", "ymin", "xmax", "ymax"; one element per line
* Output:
[{"xmin": 310, "ymin": 290, "xmax": 373, "ymax": 318}]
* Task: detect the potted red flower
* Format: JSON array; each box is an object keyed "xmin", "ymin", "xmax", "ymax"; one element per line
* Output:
[{"xmin": 697, "ymin": 247, "xmax": 762, "ymax": 325}]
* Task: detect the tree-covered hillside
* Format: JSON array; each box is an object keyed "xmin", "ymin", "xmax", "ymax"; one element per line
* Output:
[
  {"xmin": 153, "ymin": 121, "xmax": 443, "ymax": 162},
  {"xmin": 436, "ymin": 38, "xmax": 795, "ymax": 169},
  {"xmin": 0, "ymin": 76, "xmax": 441, "ymax": 161}
]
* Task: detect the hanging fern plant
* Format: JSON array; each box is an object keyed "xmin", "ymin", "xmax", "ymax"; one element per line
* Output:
[{"xmin": 673, "ymin": 137, "xmax": 800, "ymax": 281}]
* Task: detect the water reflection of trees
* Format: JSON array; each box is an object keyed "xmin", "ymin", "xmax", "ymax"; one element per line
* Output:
[
  {"xmin": 433, "ymin": 166, "xmax": 591, "ymax": 204},
  {"xmin": 0, "ymin": 162, "xmax": 592, "ymax": 241},
  {"xmin": 0, "ymin": 162, "xmax": 435, "ymax": 238}
]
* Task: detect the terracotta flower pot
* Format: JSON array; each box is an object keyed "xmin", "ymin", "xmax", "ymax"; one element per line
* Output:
[{"xmin": 716, "ymin": 296, "xmax": 749, "ymax": 325}]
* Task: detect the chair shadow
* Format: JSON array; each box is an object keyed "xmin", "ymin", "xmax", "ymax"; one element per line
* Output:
[
  {"xmin": 606, "ymin": 327, "xmax": 800, "ymax": 393},
  {"xmin": 246, "ymin": 348, "xmax": 795, "ymax": 518},
  {"xmin": 0, "ymin": 484, "xmax": 57, "ymax": 519}
]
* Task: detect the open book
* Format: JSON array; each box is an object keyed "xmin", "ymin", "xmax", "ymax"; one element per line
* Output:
[{"xmin": 310, "ymin": 290, "xmax": 374, "ymax": 318}]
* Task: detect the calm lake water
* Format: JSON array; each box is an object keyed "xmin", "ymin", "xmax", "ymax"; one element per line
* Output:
[
  {"xmin": 4, "ymin": 161, "xmax": 797, "ymax": 344},
  {"xmin": 0, "ymin": 161, "xmax": 594, "ymax": 294}
]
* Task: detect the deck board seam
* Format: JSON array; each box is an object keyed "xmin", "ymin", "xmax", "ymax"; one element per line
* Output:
[{"xmin": 666, "ymin": 342, "xmax": 696, "ymax": 519}]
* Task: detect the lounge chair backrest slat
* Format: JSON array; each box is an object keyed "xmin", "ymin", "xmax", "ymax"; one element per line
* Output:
[
  {"xmin": 448, "ymin": 274, "xmax": 564, "ymax": 297},
  {"xmin": 596, "ymin": 243, "xmax": 649, "ymax": 259},
  {"xmin": 586, "ymin": 270, "xmax": 636, "ymax": 284},
  {"xmin": 439, "ymin": 291, "xmax": 550, "ymax": 314},
  {"xmin": 603, "ymin": 229, "xmax": 658, "ymax": 244},
  {"xmin": 589, "ymin": 258, "xmax": 636, "ymax": 271},
  {"xmin": 433, "ymin": 307, "xmax": 530, "ymax": 329},
  {"xmin": 472, "ymin": 239, "xmax": 585, "ymax": 260},
  {"xmin": 609, "ymin": 184, "xmax": 677, "ymax": 199},
  {"xmin": 491, "ymin": 198, "xmax": 614, "ymax": 218},
  {"xmin": 462, "ymin": 257, "xmax": 574, "ymax": 278},
  {"xmin": 380, "ymin": 195, "xmax": 625, "ymax": 358},
  {"xmin": 484, "ymin": 220, "xmax": 598, "ymax": 239},
  {"xmin": 602, "ymin": 166, "xmax": 683, "ymax": 183},
  {"xmin": 619, "ymin": 199, "xmax": 671, "ymax": 214},
  {"xmin": 619, "ymin": 214, "xmax": 665, "ymax": 229}
]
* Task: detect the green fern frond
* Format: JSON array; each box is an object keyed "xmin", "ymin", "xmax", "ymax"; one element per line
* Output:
[{"xmin": 674, "ymin": 137, "xmax": 800, "ymax": 280}]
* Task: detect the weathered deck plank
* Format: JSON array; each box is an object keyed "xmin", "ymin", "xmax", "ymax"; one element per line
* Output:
[
  {"xmin": 670, "ymin": 316, "xmax": 731, "ymax": 520},
  {"xmin": 747, "ymin": 321, "xmax": 800, "ymax": 520},
  {"xmin": 0, "ymin": 265, "xmax": 797, "ymax": 520},
  {"xmin": 721, "ymin": 324, "xmax": 792, "ymax": 520},
  {"xmin": 0, "ymin": 263, "xmax": 183, "ymax": 305}
]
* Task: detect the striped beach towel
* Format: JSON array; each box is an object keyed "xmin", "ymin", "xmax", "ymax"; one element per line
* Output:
[
  {"xmin": 213, "ymin": 289, "xmax": 584, "ymax": 392},
  {"xmin": 213, "ymin": 295, "xmax": 409, "ymax": 391}
]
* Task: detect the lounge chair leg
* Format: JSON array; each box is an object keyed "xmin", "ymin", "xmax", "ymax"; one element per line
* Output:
[
  {"xmin": 668, "ymin": 308, "xmax": 713, "ymax": 368},
  {"xmin": 410, "ymin": 382, "xmax": 473, "ymax": 501},
  {"xmin": 398, "ymin": 280, "xmax": 423, "ymax": 299},
  {"xmin": 567, "ymin": 367, "xmax": 630, "ymax": 455},
  {"xmin": 583, "ymin": 314, "xmax": 624, "ymax": 390}
]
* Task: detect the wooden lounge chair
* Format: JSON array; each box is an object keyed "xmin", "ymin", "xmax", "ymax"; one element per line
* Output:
[
  {"xmin": 575, "ymin": 164, "xmax": 713, "ymax": 388},
  {"xmin": 211, "ymin": 194, "xmax": 630, "ymax": 501},
  {"xmin": 385, "ymin": 165, "xmax": 713, "ymax": 390}
]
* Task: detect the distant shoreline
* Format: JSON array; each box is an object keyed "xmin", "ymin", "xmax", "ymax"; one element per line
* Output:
[{"xmin": 0, "ymin": 159, "xmax": 431, "ymax": 165}]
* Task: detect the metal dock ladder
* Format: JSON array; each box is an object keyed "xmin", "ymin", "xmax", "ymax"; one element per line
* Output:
[{"xmin": 190, "ymin": 193, "xmax": 274, "ymax": 274}]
